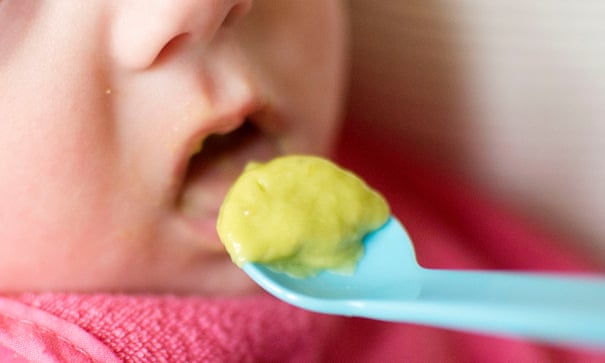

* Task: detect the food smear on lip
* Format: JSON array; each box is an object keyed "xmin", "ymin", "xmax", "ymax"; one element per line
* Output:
[{"xmin": 216, "ymin": 155, "xmax": 390, "ymax": 277}]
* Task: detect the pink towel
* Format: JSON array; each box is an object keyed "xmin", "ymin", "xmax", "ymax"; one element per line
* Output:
[
  {"xmin": 0, "ymin": 293, "xmax": 333, "ymax": 362},
  {"xmin": 0, "ymin": 118, "xmax": 604, "ymax": 362}
]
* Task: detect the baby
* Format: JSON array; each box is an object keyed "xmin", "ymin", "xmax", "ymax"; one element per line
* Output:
[
  {"xmin": 0, "ymin": 0, "xmax": 348, "ymax": 295},
  {"xmin": 2, "ymin": 1, "xmax": 605, "ymax": 362}
]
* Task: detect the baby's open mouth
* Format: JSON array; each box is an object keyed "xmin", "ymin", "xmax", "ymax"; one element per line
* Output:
[{"xmin": 175, "ymin": 119, "xmax": 282, "ymax": 230}]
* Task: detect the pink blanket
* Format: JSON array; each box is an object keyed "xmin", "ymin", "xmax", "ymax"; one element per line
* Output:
[{"xmin": 1, "ymin": 119, "xmax": 604, "ymax": 362}]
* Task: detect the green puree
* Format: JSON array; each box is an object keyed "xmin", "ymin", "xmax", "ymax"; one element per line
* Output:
[{"xmin": 217, "ymin": 155, "xmax": 390, "ymax": 277}]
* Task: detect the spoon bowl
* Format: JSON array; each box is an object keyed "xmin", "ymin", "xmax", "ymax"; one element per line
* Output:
[{"xmin": 244, "ymin": 217, "xmax": 605, "ymax": 349}]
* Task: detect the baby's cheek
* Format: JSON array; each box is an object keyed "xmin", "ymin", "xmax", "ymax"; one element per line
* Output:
[{"xmin": 0, "ymin": 160, "xmax": 158, "ymax": 291}]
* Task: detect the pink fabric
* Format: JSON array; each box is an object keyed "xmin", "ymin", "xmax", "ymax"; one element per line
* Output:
[
  {"xmin": 4, "ymin": 294, "xmax": 332, "ymax": 363},
  {"xmin": 0, "ymin": 118, "xmax": 604, "ymax": 362},
  {"xmin": 0, "ymin": 296, "xmax": 120, "ymax": 362}
]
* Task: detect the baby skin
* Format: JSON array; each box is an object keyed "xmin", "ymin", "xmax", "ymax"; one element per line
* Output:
[{"xmin": 0, "ymin": 1, "xmax": 348, "ymax": 295}]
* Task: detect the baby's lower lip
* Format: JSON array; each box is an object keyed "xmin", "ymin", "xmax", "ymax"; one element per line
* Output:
[{"xmin": 184, "ymin": 215, "xmax": 224, "ymax": 250}]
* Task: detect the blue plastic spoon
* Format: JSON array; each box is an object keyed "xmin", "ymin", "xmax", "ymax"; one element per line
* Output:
[{"xmin": 244, "ymin": 217, "xmax": 605, "ymax": 349}]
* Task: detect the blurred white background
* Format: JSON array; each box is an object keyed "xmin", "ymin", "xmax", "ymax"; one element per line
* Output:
[{"xmin": 346, "ymin": 1, "xmax": 605, "ymax": 262}]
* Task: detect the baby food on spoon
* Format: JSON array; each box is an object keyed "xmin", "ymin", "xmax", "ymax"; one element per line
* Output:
[{"xmin": 217, "ymin": 155, "xmax": 390, "ymax": 277}]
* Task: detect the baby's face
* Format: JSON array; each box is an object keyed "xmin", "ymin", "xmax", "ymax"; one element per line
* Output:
[{"xmin": 0, "ymin": 1, "xmax": 347, "ymax": 294}]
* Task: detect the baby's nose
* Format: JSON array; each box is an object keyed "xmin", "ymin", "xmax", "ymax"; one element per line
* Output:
[{"xmin": 110, "ymin": 0, "xmax": 252, "ymax": 70}]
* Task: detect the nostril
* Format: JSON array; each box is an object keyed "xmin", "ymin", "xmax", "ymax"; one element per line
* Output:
[
  {"xmin": 153, "ymin": 33, "xmax": 191, "ymax": 66},
  {"xmin": 222, "ymin": 2, "xmax": 252, "ymax": 28}
]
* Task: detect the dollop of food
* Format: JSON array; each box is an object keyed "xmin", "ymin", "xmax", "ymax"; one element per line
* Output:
[{"xmin": 217, "ymin": 155, "xmax": 390, "ymax": 277}]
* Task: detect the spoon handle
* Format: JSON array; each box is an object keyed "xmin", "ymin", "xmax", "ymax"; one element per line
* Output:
[{"xmin": 367, "ymin": 268, "xmax": 605, "ymax": 348}]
